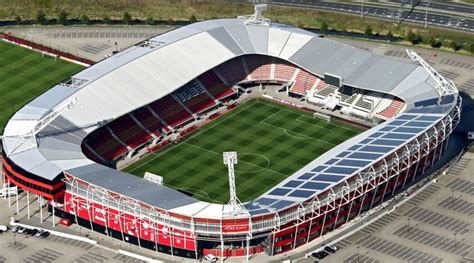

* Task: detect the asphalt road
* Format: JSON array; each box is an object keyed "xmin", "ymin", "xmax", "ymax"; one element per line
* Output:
[
  {"xmin": 268, "ymin": 0, "xmax": 474, "ymax": 32},
  {"xmin": 388, "ymin": 0, "xmax": 474, "ymax": 15}
]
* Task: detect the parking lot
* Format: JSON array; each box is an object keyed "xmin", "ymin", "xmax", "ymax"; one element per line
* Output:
[{"xmin": 300, "ymin": 152, "xmax": 474, "ymax": 263}]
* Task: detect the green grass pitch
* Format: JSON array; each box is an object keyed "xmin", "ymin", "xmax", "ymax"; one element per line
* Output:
[
  {"xmin": 124, "ymin": 99, "xmax": 363, "ymax": 204},
  {"xmin": 0, "ymin": 41, "xmax": 84, "ymax": 131}
]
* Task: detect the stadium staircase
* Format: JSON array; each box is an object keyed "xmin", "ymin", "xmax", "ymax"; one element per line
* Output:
[
  {"xmin": 198, "ymin": 70, "xmax": 236, "ymax": 100},
  {"xmin": 106, "ymin": 115, "xmax": 151, "ymax": 149},
  {"xmin": 85, "ymin": 129, "xmax": 128, "ymax": 160},
  {"xmin": 273, "ymin": 60, "xmax": 297, "ymax": 82},
  {"xmin": 215, "ymin": 57, "xmax": 247, "ymax": 85},
  {"xmin": 244, "ymin": 55, "xmax": 272, "ymax": 81},
  {"xmin": 145, "ymin": 105, "xmax": 172, "ymax": 132},
  {"xmin": 149, "ymin": 96, "xmax": 194, "ymax": 128},
  {"xmin": 173, "ymin": 80, "xmax": 217, "ymax": 114},
  {"xmin": 132, "ymin": 107, "xmax": 165, "ymax": 137},
  {"xmin": 289, "ymin": 69, "xmax": 319, "ymax": 96}
]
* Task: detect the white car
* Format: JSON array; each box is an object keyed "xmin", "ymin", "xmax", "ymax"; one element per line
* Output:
[
  {"xmin": 0, "ymin": 225, "xmax": 8, "ymax": 232},
  {"xmin": 18, "ymin": 226, "xmax": 26, "ymax": 234},
  {"xmin": 204, "ymin": 254, "xmax": 217, "ymax": 262}
]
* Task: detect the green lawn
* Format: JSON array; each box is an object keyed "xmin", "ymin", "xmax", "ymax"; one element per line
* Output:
[
  {"xmin": 0, "ymin": 41, "xmax": 84, "ymax": 132},
  {"xmin": 124, "ymin": 99, "xmax": 362, "ymax": 204}
]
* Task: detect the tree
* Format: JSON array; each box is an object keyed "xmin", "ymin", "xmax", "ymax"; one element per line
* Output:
[
  {"xmin": 386, "ymin": 31, "xmax": 394, "ymax": 40},
  {"xmin": 364, "ymin": 26, "xmax": 373, "ymax": 37},
  {"xmin": 320, "ymin": 21, "xmax": 329, "ymax": 34},
  {"xmin": 405, "ymin": 30, "xmax": 416, "ymax": 43},
  {"xmin": 36, "ymin": 10, "xmax": 46, "ymax": 24},
  {"xmin": 189, "ymin": 14, "xmax": 197, "ymax": 23},
  {"xmin": 123, "ymin": 12, "xmax": 132, "ymax": 24},
  {"xmin": 430, "ymin": 38, "xmax": 442, "ymax": 48},
  {"xmin": 412, "ymin": 34, "xmax": 423, "ymax": 45},
  {"xmin": 146, "ymin": 16, "xmax": 154, "ymax": 25},
  {"xmin": 81, "ymin": 14, "xmax": 90, "ymax": 24},
  {"xmin": 448, "ymin": 41, "xmax": 463, "ymax": 51},
  {"xmin": 58, "ymin": 10, "xmax": 68, "ymax": 25},
  {"xmin": 15, "ymin": 16, "xmax": 22, "ymax": 25},
  {"xmin": 406, "ymin": 30, "xmax": 422, "ymax": 45}
]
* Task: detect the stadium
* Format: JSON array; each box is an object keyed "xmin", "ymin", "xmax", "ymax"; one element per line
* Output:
[{"xmin": 1, "ymin": 8, "xmax": 462, "ymax": 261}]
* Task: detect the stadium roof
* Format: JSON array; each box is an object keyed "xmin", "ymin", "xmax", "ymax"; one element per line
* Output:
[{"xmin": 2, "ymin": 18, "xmax": 457, "ymax": 218}]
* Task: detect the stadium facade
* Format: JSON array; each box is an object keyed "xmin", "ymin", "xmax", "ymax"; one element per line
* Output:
[{"xmin": 1, "ymin": 16, "xmax": 461, "ymax": 260}]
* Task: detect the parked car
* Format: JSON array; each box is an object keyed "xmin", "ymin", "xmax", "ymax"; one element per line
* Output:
[
  {"xmin": 328, "ymin": 245, "xmax": 338, "ymax": 252},
  {"xmin": 11, "ymin": 225, "xmax": 19, "ymax": 233},
  {"xmin": 204, "ymin": 254, "xmax": 217, "ymax": 262},
  {"xmin": 35, "ymin": 230, "xmax": 44, "ymax": 237},
  {"xmin": 311, "ymin": 252, "xmax": 326, "ymax": 259},
  {"xmin": 29, "ymin": 229, "xmax": 38, "ymax": 236},
  {"xmin": 40, "ymin": 231, "xmax": 50, "ymax": 239},
  {"xmin": 324, "ymin": 245, "xmax": 336, "ymax": 253},
  {"xmin": 0, "ymin": 225, "xmax": 8, "ymax": 232},
  {"xmin": 18, "ymin": 226, "xmax": 26, "ymax": 234},
  {"xmin": 320, "ymin": 251, "xmax": 329, "ymax": 257}
]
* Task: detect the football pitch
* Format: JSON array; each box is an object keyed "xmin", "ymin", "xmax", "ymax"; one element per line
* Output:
[
  {"xmin": 0, "ymin": 41, "xmax": 84, "ymax": 131},
  {"xmin": 124, "ymin": 99, "xmax": 363, "ymax": 204}
]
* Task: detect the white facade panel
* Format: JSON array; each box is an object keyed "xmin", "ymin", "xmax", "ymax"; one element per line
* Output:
[
  {"xmin": 267, "ymin": 27, "xmax": 291, "ymax": 57},
  {"xmin": 279, "ymin": 32, "xmax": 313, "ymax": 60}
]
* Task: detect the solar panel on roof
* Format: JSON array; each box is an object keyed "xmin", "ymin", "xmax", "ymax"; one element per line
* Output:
[
  {"xmin": 371, "ymin": 139, "xmax": 404, "ymax": 147},
  {"xmin": 250, "ymin": 209, "xmax": 271, "ymax": 215},
  {"xmin": 325, "ymin": 159, "xmax": 338, "ymax": 165},
  {"xmin": 336, "ymin": 159, "xmax": 371, "ymax": 167},
  {"xmin": 283, "ymin": 180, "xmax": 304, "ymax": 188},
  {"xmin": 394, "ymin": 127, "xmax": 424, "ymax": 134},
  {"xmin": 407, "ymin": 107, "xmax": 436, "ymax": 114},
  {"xmin": 389, "ymin": 120, "xmax": 406, "ymax": 126},
  {"xmin": 349, "ymin": 145, "xmax": 362, "ymax": 151},
  {"xmin": 348, "ymin": 152, "xmax": 383, "ymax": 160},
  {"xmin": 311, "ymin": 166, "xmax": 327, "ymax": 172},
  {"xmin": 312, "ymin": 174, "xmax": 345, "ymax": 182},
  {"xmin": 337, "ymin": 152, "xmax": 351, "ymax": 158},
  {"xmin": 244, "ymin": 203, "xmax": 260, "ymax": 210},
  {"xmin": 256, "ymin": 198, "xmax": 277, "ymax": 206},
  {"xmin": 289, "ymin": 189, "xmax": 314, "ymax": 198},
  {"xmin": 359, "ymin": 145, "xmax": 393, "ymax": 153},
  {"xmin": 300, "ymin": 181, "xmax": 331, "ymax": 190},
  {"xmin": 416, "ymin": 116, "xmax": 440, "ymax": 122},
  {"xmin": 369, "ymin": 132, "xmax": 384, "ymax": 138},
  {"xmin": 405, "ymin": 121, "xmax": 432, "ymax": 128},
  {"xmin": 382, "ymin": 133, "xmax": 413, "ymax": 140},
  {"xmin": 380, "ymin": 126, "xmax": 395, "ymax": 132},
  {"xmin": 397, "ymin": 115, "xmax": 417, "ymax": 120},
  {"xmin": 270, "ymin": 200, "xmax": 295, "ymax": 209},
  {"xmin": 360, "ymin": 138, "xmax": 372, "ymax": 144},
  {"xmin": 325, "ymin": 166, "xmax": 358, "ymax": 175},
  {"xmin": 269, "ymin": 188, "xmax": 291, "ymax": 196},
  {"xmin": 298, "ymin": 173, "xmax": 314, "ymax": 180}
]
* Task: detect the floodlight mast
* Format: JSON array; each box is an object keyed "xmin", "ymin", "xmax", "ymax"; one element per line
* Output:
[
  {"xmin": 406, "ymin": 49, "xmax": 458, "ymax": 97},
  {"xmin": 223, "ymin": 151, "xmax": 244, "ymax": 215},
  {"xmin": 238, "ymin": 2, "xmax": 270, "ymax": 26}
]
